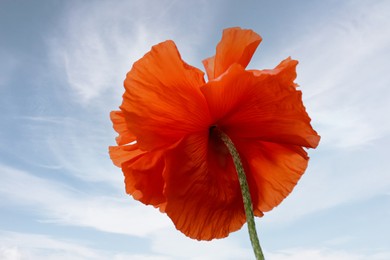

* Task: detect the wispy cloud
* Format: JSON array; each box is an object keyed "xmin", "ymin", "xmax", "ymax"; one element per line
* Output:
[
  {"xmin": 7, "ymin": 115, "xmax": 119, "ymax": 186},
  {"xmin": 0, "ymin": 231, "xmax": 170, "ymax": 260},
  {"xmin": 150, "ymin": 228, "xmax": 252, "ymax": 260},
  {"xmin": 252, "ymin": 0, "xmax": 390, "ymax": 149},
  {"xmin": 0, "ymin": 164, "xmax": 171, "ymax": 236},
  {"xmin": 0, "ymin": 231, "xmax": 98, "ymax": 260},
  {"xmin": 266, "ymin": 247, "xmax": 390, "ymax": 260},
  {"xmin": 2, "ymin": 229, "xmax": 388, "ymax": 260},
  {"xmin": 48, "ymin": 0, "xmax": 217, "ymax": 105},
  {"xmin": 300, "ymin": 0, "xmax": 390, "ymax": 148}
]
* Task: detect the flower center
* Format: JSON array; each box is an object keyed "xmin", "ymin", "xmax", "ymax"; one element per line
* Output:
[
  {"xmin": 208, "ymin": 124, "xmax": 217, "ymax": 135},
  {"xmin": 208, "ymin": 125, "xmax": 229, "ymax": 167}
]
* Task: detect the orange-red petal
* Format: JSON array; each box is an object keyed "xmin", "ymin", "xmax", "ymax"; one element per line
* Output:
[
  {"xmin": 121, "ymin": 40, "xmax": 212, "ymax": 151},
  {"xmin": 235, "ymin": 139, "xmax": 309, "ymax": 213},
  {"xmin": 110, "ymin": 110, "xmax": 136, "ymax": 145},
  {"xmin": 249, "ymin": 57, "xmax": 299, "ymax": 88},
  {"xmin": 109, "ymin": 143, "xmax": 145, "ymax": 167},
  {"xmin": 109, "ymin": 136, "xmax": 166, "ymax": 207},
  {"xmin": 201, "ymin": 60, "xmax": 320, "ymax": 148},
  {"xmin": 163, "ymin": 134, "xmax": 247, "ymax": 240},
  {"xmin": 120, "ymin": 149, "xmax": 166, "ymax": 207},
  {"xmin": 203, "ymin": 27, "xmax": 262, "ymax": 80}
]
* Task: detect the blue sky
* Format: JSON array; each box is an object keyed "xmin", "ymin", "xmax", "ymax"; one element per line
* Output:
[{"xmin": 1, "ymin": 0, "xmax": 390, "ymax": 259}]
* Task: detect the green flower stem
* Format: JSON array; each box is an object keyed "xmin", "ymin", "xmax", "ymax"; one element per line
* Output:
[{"xmin": 217, "ymin": 129, "xmax": 265, "ymax": 260}]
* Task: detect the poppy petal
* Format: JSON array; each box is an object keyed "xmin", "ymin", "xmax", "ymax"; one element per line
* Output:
[
  {"xmin": 249, "ymin": 57, "xmax": 299, "ymax": 87},
  {"xmin": 203, "ymin": 27, "xmax": 262, "ymax": 80},
  {"xmin": 120, "ymin": 149, "xmax": 166, "ymax": 207},
  {"xmin": 110, "ymin": 110, "xmax": 136, "ymax": 145},
  {"xmin": 201, "ymin": 61, "xmax": 320, "ymax": 148},
  {"xmin": 109, "ymin": 143, "xmax": 145, "ymax": 167},
  {"xmin": 121, "ymin": 40, "xmax": 212, "ymax": 151},
  {"xmin": 163, "ymin": 133, "xmax": 248, "ymax": 240},
  {"xmin": 237, "ymin": 139, "xmax": 309, "ymax": 212}
]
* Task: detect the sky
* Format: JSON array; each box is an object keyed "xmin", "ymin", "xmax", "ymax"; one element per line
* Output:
[{"xmin": 1, "ymin": 0, "xmax": 390, "ymax": 259}]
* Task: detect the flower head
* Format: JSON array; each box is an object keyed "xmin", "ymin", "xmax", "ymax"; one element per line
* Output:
[{"xmin": 109, "ymin": 27, "xmax": 320, "ymax": 241}]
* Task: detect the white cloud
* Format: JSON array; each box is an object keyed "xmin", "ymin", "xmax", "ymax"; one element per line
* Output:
[
  {"xmin": 0, "ymin": 164, "xmax": 171, "ymax": 237},
  {"xmin": 0, "ymin": 247, "xmax": 21, "ymax": 260},
  {"xmin": 12, "ymin": 115, "xmax": 120, "ymax": 186},
  {"xmin": 0, "ymin": 231, "xmax": 98, "ymax": 260},
  {"xmin": 266, "ymin": 247, "xmax": 390, "ymax": 260},
  {"xmin": 0, "ymin": 231, "xmax": 169, "ymax": 260},
  {"xmin": 150, "ymin": 227, "xmax": 252, "ymax": 260},
  {"xmin": 2, "ymin": 230, "xmax": 388, "ymax": 260}
]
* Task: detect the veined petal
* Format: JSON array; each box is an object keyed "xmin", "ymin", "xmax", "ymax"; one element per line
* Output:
[
  {"xmin": 121, "ymin": 40, "xmax": 212, "ymax": 151},
  {"xmin": 120, "ymin": 149, "xmax": 166, "ymax": 207},
  {"xmin": 110, "ymin": 110, "xmax": 165, "ymax": 205},
  {"xmin": 201, "ymin": 64, "xmax": 254, "ymax": 123},
  {"xmin": 249, "ymin": 57, "xmax": 299, "ymax": 88},
  {"xmin": 203, "ymin": 27, "xmax": 262, "ymax": 80},
  {"xmin": 163, "ymin": 133, "xmax": 247, "ymax": 240},
  {"xmin": 236, "ymin": 139, "xmax": 309, "ymax": 212},
  {"xmin": 201, "ymin": 60, "xmax": 320, "ymax": 148},
  {"xmin": 110, "ymin": 110, "xmax": 136, "ymax": 145},
  {"xmin": 109, "ymin": 143, "xmax": 145, "ymax": 167}
]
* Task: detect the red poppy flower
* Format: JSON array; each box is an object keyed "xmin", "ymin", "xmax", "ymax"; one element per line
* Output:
[{"xmin": 109, "ymin": 27, "xmax": 320, "ymax": 241}]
